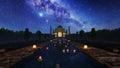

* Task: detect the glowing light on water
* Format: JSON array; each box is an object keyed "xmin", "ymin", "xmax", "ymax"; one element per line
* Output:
[
  {"xmin": 46, "ymin": 47, "xmax": 49, "ymax": 50},
  {"xmin": 38, "ymin": 56, "xmax": 42, "ymax": 62},
  {"xmin": 84, "ymin": 45, "xmax": 88, "ymax": 49},
  {"xmin": 32, "ymin": 44, "xmax": 37, "ymax": 49},
  {"xmin": 62, "ymin": 49, "xmax": 65, "ymax": 53},
  {"xmin": 66, "ymin": 49, "xmax": 69, "ymax": 53},
  {"xmin": 73, "ymin": 49, "xmax": 76, "ymax": 54}
]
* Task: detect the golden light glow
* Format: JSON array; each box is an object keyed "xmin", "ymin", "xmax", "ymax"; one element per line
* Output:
[
  {"xmin": 84, "ymin": 45, "xmax": 88, "ymax": 49},
  {"xmin": 63, "ymin": 33, "xmax": 66, "ymax": 37},
  {"xmin": 62, "ymin": 49, "xmax": 65, "ymax": 53},
  {"xmin": 66, "ymin": 49, "xmax": 69, "ymax": 53},
  {"xmin": 58, "ymin": 32, "xmax": 62, "ymax": 37},
  {"xmin": 54, "ymin": 33, "xmax": 57, "ymax": 37},
  {"xmin": 32, "ymin": 45, "xmax": 37, "ymax": 49},
  {"xmin": 46, "ymin": 47, "xmax": 49, "ymax": 50},
  {"xmin": 54, "ymin": 33, "xmax": 57, "ymax": 34},
  {"xmin": 73, "ymin": 49, "xmax": 76, "ymax": 53},
  {"xmin": 63, "ymin": 33, "xmax": 66, "ymax": 34},
  {"xmin": 38, "ymin": 56, "xmax": 42, "ymax": 62}
]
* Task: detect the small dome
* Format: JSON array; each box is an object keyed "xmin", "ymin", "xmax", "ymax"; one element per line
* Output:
[{"xmin": 58, "ymin": 25, "xmax": 62, "ymax": 28}]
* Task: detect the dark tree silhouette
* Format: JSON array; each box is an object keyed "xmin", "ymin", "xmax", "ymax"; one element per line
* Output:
[
  {"xmin": 79, "ymin": 30, "xmax": 84, "ymax": 39},
  {"xmin": 36, "ymin": 30, "xmax": 42, "ymax": 40},
  {"xmin": 79, "ymin": 30, "xmax": 84, "ymax": 42},
  {"xmin": 91, "ymin": 28, "xmax": 96, "ymax": 42},
  {"xmin": 24, "ymin": 28, "xmax": 31, "ymax": 41},
  {"xmin": 76, "ymin": 31, "xmax": 78, "ymax": 34}
]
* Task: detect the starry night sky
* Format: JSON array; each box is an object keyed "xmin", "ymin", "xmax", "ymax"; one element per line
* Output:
[{"xmin": 0, "ymin": 0, "xmax": 120, "ymax": 33}]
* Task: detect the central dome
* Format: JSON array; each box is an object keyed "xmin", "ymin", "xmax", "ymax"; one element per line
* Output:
[{"xmin": 58, "ymin": 25, "xmax": 63, "ymax": 28}]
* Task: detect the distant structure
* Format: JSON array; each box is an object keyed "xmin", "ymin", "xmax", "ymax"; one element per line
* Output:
[
  {"xmin": 68, "ymin": 26, "xmax": 70, "ymax": 35},
  {"xmin": 50, "ymin": 25, "xmax": 52, "ymax": 35},
  {"xmin": 50, "ymin": 25, "xmax": 70, "ymax": 37},
  {"xmin": 53, "ymin": 25, "xmax": 67, "ymax": 38}
]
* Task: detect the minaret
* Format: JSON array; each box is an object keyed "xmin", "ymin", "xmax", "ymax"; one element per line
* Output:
[
  {"xmin": 66, "ymin": 29, "xmax": 67, "ymax": 34},
  {"xmin": 68, "ymin": 26, "xmax": 70, "ymax": 35},
  {"xmin": 50, "ymin": 25, "xmax": 52, "ymax": 35}
]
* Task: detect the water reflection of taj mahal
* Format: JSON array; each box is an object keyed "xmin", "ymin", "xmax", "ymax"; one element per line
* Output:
[{"xmin": 50, "ymin": 25, "xmax": 70, "ymax": 38}]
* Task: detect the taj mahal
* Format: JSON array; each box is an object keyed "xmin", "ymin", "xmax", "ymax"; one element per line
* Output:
[{"xmin": 50, "ymin": 25, "xmax": 70, "ymax": 38}]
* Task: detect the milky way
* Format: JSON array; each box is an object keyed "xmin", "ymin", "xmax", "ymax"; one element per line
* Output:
[
  {"xmin": 0, "ymin": 0, "xmax": 120, "ymax": 33},
  {"xmin": 26, "ymin": 0, "xmax": 70, "ymax": 21},
  {"xmin": 25, "ymin": 0, "xmax": 87, "ymax": 32}
]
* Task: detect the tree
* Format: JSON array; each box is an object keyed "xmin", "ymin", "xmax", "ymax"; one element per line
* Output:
[
  {"xmin": 79, "ymin": 30, "xmax": 84, "ymax": 39},
  {"xmin": 79, "ymin": 30, "xmax": 84, "ymax": 43},
  {"xmin": 36, "ymin": 30, "xmax": 41, "ymax": 41},
  {"xmin": 24, "ymin": 28, "xmax": 31, "ymax": 41},
  {"xmin": 76, "ymin": 31, "xmax": 78, "ymax": 34},
  {"xmin": 91, "ymin": 28, "xmax": 96, "ymax": 43}
]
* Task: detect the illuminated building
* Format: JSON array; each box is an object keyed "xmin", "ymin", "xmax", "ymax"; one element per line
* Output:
[{"xmin": 53, "ymin": 25, "xmax": 67, "ymax": 38}]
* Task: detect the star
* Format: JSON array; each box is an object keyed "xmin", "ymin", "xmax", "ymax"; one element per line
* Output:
[{"xmin": 39, "ymin": 12, "xmax": 43, "ymax": 17}]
